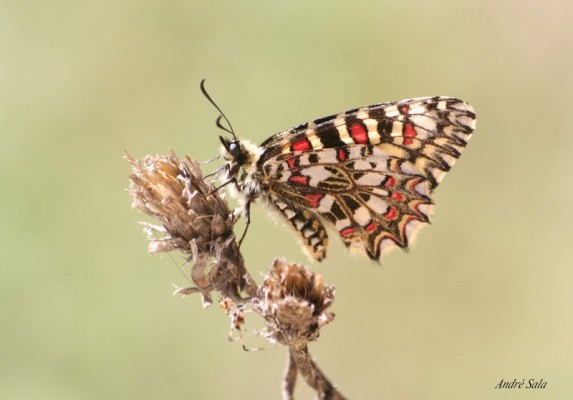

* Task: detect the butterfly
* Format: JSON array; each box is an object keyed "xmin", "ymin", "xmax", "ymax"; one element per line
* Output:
[{"xmin": 202, "ymin": 81, "xmax": 476, "ymax": 261}]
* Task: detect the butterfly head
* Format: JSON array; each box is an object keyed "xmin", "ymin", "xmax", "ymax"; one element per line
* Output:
[{"xmin": 219, "ymin": 136, "xmax": 246, "ymax": 176}]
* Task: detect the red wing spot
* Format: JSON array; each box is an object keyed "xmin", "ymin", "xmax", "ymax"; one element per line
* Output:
[
  {"xmin": 304, "ymin": 193, "xmax": 324, "ymax": 208},
  {"xmin": 403, "ymin": 123, "xmax": 417, "ymax": 138},
  {"xmin": 365, "ymin": 221, "xmax": 377, "ymax": 232},
  {"xmin": 390, "ymin": 192, "xmax": 404, "ymax": 201},
  {"xmin": 291, "ymin": 138, "xmax": 312, "ymax": 152},
  {"xmin": 340, "ymin": 227, "xmax": 355, "ymax": 237},
  {"xmin": 399, "ymin": 105, "xmax": 410, "ymax": 114},
  {"xmin": 286, "ymin": 157, "xmax": 298, "ymax": 171},
  {"xmin": 350, "ymin": 123, "xmax": 369, "ymax": 144},
  {"xmin": 384, "ymin": 176, "xmax": 396, "ymax": 188},
  {"xmin": 404, "ymin": 138, "xmax": 414, "ymax": 145},
  {"xmin": 337, "ymin": 148, "xmax": 347, "ymax": 161},
  {"xmin": 384, "ymin": 206, "xmax": 398, "ymax": 220},
  {"xmin": 288, "ymin": 175, "xmax": 309, "ymax": 186}
]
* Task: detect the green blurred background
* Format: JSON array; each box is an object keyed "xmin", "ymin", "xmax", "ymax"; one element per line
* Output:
[{"xmin": 1, "ymin": 1, "xmax": 572, "ymax": 399}]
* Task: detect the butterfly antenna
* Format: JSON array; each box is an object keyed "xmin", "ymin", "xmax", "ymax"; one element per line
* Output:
[
  {"xmin": 216, "ymin": 116, "xmax": 235, "ymax": 136},
  {"xmin": 200, "ymin": 79, "xmax": 237, "ymax": 141}
]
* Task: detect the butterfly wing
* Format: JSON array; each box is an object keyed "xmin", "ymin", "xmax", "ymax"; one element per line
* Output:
[{"xmin": 258, "ymin": 96, "xmax": 476, "ymax": 261}]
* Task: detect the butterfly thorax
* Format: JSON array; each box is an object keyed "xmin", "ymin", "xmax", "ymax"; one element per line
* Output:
[{"xmin": 219, "ymin": 136, "xmax": 266, "ymax": 201}]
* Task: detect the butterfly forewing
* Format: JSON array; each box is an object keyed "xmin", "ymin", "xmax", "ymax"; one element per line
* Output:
[{"xmin": 255, "ymin": 96, "xmax": 475, "ymax": 261}]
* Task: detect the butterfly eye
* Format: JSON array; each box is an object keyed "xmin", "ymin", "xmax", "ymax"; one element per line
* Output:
[
  {"xmin": 219, "ymin": 136, "xmax": 240, "ymax": 159},
  {"xmin": 228, "ymin": 141, "xmax": 240, "ymax": 158}
]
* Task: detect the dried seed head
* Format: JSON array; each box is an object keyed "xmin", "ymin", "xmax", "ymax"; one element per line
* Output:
[
  {"xmin": 256, "ymin": 258, "xmax": 335, "ymax": 346},
  {"xmin": 126, "ymin": 151, "xmax": 256, "ymax": 301}
]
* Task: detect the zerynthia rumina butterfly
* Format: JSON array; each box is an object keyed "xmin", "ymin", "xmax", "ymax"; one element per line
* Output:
[{"xmin": 203, "ymin": 81, "xmax": 476, "ymax": 262}]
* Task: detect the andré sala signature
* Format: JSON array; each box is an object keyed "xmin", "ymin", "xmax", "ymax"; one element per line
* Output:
[{"xmin": 495, "ymin": 378, "xmax": 547, "ymax": 389}]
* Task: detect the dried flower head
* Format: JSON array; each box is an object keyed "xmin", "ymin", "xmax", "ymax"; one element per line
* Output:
[
  {"xmin": 256, "ymin": 258, "xmax": 335, "ymax": 346},
  {"xmin": 126, "ymin": 151, "xmax": 256, "ymax": 302}
]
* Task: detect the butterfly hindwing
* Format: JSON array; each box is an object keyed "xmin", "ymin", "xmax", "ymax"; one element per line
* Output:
[{"xmin": 262, "ymin": 145, "xmax": 434, "ymax": 259}]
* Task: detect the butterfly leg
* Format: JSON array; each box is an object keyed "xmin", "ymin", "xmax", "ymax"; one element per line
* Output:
[{"xmin": 237, "ymin": 199, "xmax": 251, "ymax": 247}]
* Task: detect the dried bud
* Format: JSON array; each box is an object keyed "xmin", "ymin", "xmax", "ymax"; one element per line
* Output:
[
  {"xmin": 126, "ymin": 151, "xmax": 257, "ymax": 301},
  {"xmin": 256, "ymin": 258, "xmax": 335, "ymax": 346}
]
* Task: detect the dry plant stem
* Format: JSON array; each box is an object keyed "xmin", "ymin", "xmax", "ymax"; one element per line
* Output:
[
  {"xmin": 283, "ymin": 351, "xmax": 298, "ymax": 400},
  {"xmin": 289, "ymin": 345, "xmax": 346, "ymax": 400}
]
